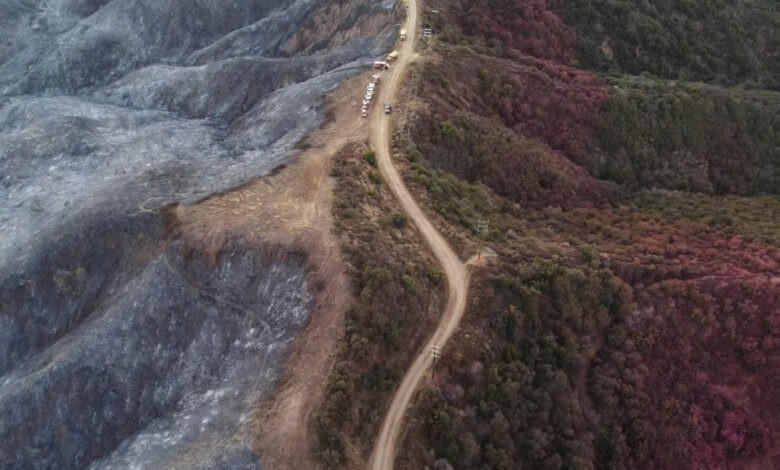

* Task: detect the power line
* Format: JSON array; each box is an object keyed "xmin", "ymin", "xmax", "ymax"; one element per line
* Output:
[
  {"xmin": 475, "ymin": 219, "xmax": 490, "ymax": 260},
  {"xmin": 430, "ymin": 344, "xmax": 440, "ymax": 380},
  {"xmin": 399, "ymin": 28, "xmax": 490, "ymax": 263}
]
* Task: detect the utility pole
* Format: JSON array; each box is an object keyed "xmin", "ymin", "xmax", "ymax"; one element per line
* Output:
[
  {"xmin": 430, "ymin": 344, "xmax": 440, "ymax": 380},
  {"xmin": 475, "ymin": 219, "xmax": 489, "ymax": 260}
]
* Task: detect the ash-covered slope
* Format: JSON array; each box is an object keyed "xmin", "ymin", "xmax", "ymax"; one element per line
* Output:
[
  {"xmin": 2, "ymin": 230, "xmax": 313, "ymax": 469},
  {"xmin": 1, "ymin": 0, "xmax": 396, "ymax": 275},
  {"xmin": 0, "ymin": 0, "xmax": 397, "ymax": 468}
]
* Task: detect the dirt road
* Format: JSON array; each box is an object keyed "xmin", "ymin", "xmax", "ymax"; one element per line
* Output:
[{"xmin": 367, "ymin": 0, "xmax": 470, "ymax": 468}]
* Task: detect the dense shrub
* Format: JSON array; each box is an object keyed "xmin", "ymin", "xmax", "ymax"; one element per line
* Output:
[
  {"xmin": 362, "ymin": 149, "xmax": 377, "ymax": 167},
  {"xmin": 560, "ymin": 0, "xmax": 780, "ymax": 89},
  {"xmin": 412, "ymin": 110, "xmax": 605, "ymax": 209},
  {"xmin": 428, "ymin": 0, "xmax": 576, "ymax": 63},
  {"xmin": 591, "ymin": 79, "xmax": 780, "ymax": 195},
  {"xmin": 418, "ymin": 49, "xmax": 607, "ymax": 161},
  {"xmin": 404, "ymin": 259, "xmax": 630, "ymax": 469},
  {"xmin": 628, "ymin": 191, "xmax": 780, "ymax": 247},
  {"xmin": 313, "ymin": 146, "xmax": 445, "ymax": 468},
  {"xmin": 396, "ymin": 134, "xmax": 780, "ymax": 468},
  {"xmin": 398, "ymin": 207, "xmax": 780, "ymax": 469},
  {"xmin": 415, "ymin": 50, "xmax": 780, "ymax": 197},
  {"xmin": 430, "ymin": 0, "xmax": 780, "ymax": 89},
  {"xmin": 394, "ymin": 1, "xmax": 780, "ymax": 468},
  {"xmin": 418, "ymin": 0, "xmax": 780, "ymax": 197}
]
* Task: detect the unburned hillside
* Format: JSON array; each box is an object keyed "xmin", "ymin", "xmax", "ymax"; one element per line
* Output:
[
  {"xmin": 412, "ymin": 48, "xmax": 779, "ymax": 197},
  {"xmin": 396, "ymin": 156, "xmax": 780, "ymax": 469},
  {"xmin": 387, "ymin": 0, "xmax": 780, "ymax": 468}
]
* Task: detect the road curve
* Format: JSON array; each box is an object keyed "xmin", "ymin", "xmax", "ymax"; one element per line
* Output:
[{"xmin": 367, "ymin": 0, "xmax": 470, "ymax": 468}]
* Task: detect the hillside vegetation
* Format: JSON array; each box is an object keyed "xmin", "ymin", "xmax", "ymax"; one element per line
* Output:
[
  {"xmin": 312, "ymin": 145, "xmax": 445, "ymax": 468},
  {"xmin": 413, "ymin": 48, "xmax": 779, "ymax": 197},
  {"xmin": 398, "ymin": 159, "xmax": 780, "ymax": 470},
  {"xmin": 417, "ymin": 0, "xmax": 780, "ymax": 197},
  {"xmin": 592, "ymin": 78, "xmax": 779, "ymax": 194},
  {"xmin": 628, "ymin": 191, "xmax": 780, "ymax": 248},
  {"xmin": 561, "ymin": 0, "xmax": 780, "ymax": 89},
  {"xmin": 389, "ymin": 1, "xmax": 780, "ymax": 469},
  {"xmin": 427, "ymin": 0, "xmax": 780, "ymax": 89}
]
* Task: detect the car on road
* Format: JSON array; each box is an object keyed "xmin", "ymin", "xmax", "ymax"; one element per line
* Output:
[{"xmin": 384, "ymin": 103, "xmax": 392, "ymax": 114}]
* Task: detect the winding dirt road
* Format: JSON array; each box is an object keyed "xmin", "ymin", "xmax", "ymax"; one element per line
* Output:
[{"xmin": 367, "ymin": 0, "xmax": 470, "ymax": 468}]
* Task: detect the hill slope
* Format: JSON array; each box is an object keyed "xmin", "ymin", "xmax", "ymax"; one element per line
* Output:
[{"xmin": 388, "ymin": 1, "xmax": 780, "ymax": 469}]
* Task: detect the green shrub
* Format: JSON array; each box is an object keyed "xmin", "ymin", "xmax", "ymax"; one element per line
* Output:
[
  {"xmin": 313, "ymin": 145, "xmax": 444, "ymax": 467},
  {"xmin": 427, "ymin": 267, "xmax": 444, "ymax": 285},
  {"xmin": 52, "ymin": 267, "xmax": 86, "ymax": 294},
  {"xmin": 485, "ymin": 228, "xmax": 501, "ymax": 241},
  {"xmin": 391, "ymin": 212, "xmax": 408, "ymax": 228},
  {"xmin": 368, "ymin": 169, "xmax": 383, "ymax": 184},
  {"xmin": 438, "ymin": 120, "xmax": 459, "ymax": 139},
  {"xmin": 362, "ymin": 149, "xmax": 377, "ymax": 167}
]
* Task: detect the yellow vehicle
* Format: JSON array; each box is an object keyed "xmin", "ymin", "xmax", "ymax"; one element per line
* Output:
[
  {"xmin": 387, "ymin": 50, "xmax": 399, "ymax": 62},
  {"xmin": 399, "ymin": 29, "xmax": 407, "ymax": 40}
]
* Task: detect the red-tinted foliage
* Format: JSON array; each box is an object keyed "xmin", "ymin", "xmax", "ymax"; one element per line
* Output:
[
  {"xmin": 402, "ymin": 1, "xmax": 780, "ymax": 465},
  {"xmin": 628, "ymin": 273, "xmax": 779, "ymax": 469},
  {"xmin": 400, "ymin": 155, "xmax": 780, "ymax": 468},
  {"xmin": 432, "ymin": 0, "xmax": 576, "ymax": 64},
  {"xmin": 501, "ymin": 56, "xmax": 607, "ymax": 160},
  {"xmin": 411, "ymin": 109, "xmax": 606, "ymax": 209},
  {"xmin": 421, "ymin": 49, "xmax": 607, "ymax": 161},
  {"xmin": 548, "ymin": 207, "xmax": 780, "ymax": 468}
]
